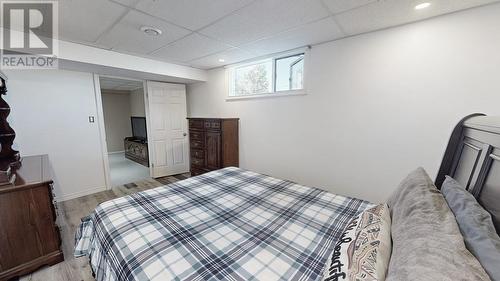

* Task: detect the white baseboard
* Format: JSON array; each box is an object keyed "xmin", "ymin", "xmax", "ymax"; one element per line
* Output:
[
  {"xmin": 108, "ymin": 150, "xmax": 125, "ymax": 155},
  {"xmin": 57, "ymin": 186, "xmax": 107, "ymax": 202}
]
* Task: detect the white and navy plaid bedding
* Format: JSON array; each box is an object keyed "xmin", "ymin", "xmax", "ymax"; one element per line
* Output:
[{"xmin": 75, "ymin": 167, "xmax": 370, "ymax": 281}]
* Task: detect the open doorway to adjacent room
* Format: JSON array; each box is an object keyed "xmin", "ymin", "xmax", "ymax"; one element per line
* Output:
[{"xmin": 99, "ymin": 76, "xmax": 150, "ymax": 187}]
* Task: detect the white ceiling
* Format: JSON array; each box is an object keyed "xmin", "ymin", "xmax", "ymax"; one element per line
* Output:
[
  {"xmin": 60, "ymin": 0, "xmax": 500, "ymax": 70},
  {"xmin": 99, "ymin": 76, "xmax": 143, "ymax": 91}
]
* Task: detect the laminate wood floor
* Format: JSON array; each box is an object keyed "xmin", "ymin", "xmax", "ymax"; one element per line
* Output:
[{"xmin": 18, "ymin": 174, "xmax": 190, "ymax": 281}]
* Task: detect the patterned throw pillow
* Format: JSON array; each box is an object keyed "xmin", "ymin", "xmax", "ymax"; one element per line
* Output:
[{"xmin": 322, "ymin": 204, "xmax": 392, "ymax": 281}]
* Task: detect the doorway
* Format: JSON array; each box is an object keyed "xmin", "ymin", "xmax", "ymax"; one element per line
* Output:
[
  {"xmin": 94, "ymin": 75, "xmax": 190, "ymax": 189},
  {"xmin": 98, "ymin": 76, "xmax": 150, "ymax": 187}
]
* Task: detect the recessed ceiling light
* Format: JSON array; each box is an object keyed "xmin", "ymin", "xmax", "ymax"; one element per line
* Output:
[
  {"xmin": 414, "ymin": 2, "xmax": 431, "ymax": 10},
  {"xmin": 218, "ymin": 58, "xmax": 225, "ymax": 63},
  {"xmin": 140, "ymin": 26, "xmax": 162, "ymax": 36}
]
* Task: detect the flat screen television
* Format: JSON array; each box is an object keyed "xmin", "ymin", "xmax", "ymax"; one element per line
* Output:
[{"xmin": 131, "ymin": 117, "xmax": 147, "ymax": 141}]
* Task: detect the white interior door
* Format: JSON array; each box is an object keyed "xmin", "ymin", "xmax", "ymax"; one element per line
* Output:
[{"xmin": 146, "ymin": 81, "xmax": 189, "ymax": 177}]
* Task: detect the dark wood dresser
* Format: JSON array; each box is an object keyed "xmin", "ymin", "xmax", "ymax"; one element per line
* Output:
[
  {"xmin": 0, "ymin": 155, "xmax": 63, "ymax": 280},
  {"xmin": 188, "ymin": 118, "xmax": 239, "ymax": 176}
]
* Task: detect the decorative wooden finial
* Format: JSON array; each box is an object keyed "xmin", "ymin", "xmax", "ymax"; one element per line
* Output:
[{"xmin": 0, "ymin": 77, "xmax": 21, "ymax": 185}]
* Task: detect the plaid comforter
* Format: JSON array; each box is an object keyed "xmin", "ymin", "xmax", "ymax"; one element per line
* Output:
[{"xmin": 75, "ymin": 167, "xmax": 370, "ymax": 281}]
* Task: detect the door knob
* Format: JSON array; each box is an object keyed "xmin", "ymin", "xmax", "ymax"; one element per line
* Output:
[{"xmin": 183, "ymin": 133, "xmax": 187, "ymax": 136}]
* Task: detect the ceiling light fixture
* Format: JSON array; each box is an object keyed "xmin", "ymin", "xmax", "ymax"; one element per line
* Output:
[
  {"xmin": 218, "ymin": 58, "xmax": 225, "ymax": 63},
  {"xmin": 414, "ymin": 2, "xmax": 431, "ymax": 10},
  {"xmin": 140, "ymin": 26, "xmax": 162, "ymax": 36}
]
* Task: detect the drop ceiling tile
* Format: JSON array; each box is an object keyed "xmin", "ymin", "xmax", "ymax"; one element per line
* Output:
[
  {"xmin": 97, "ymin": 10, "xmax": 191, "ymax": 54},
  {"xmin": 131, "ymin": 80, "xmax": 144, "ymax": 86},
  {"xmin": 189, "ymin": 48, "xmax": 257, "ymax": 69},
  {"xmin": 114, "ymin": 85, "xmax": 135, "ymax": 91},
  {"xmin": 126, "ymin": 82, "xmax": 144, "ymax": 89},
  {"xmin": 100, "ymin": 77, "xmax": 121, "ymax": 84},
  {"xmin": 322, "ymin": 0, "xmax": 377, "ymax": 14},
  {"xmin": 59, "ymin": 0, "xmax": 128, "ymax": 43},
  {"xmin": 241, "ymin": 17, "xmax": 344, "ymax": 56},
  {"xmin": 100, "ymin": 77, "xmax": 119, "ymax": 83},
  {"xmin": 111, "ymin": 0, "xmax": 141, "ymax": 7},
  {"xmin": 99, "ymin": 80, "xmax": 120, "ymax": 89},
  {"xmin": 199, "ymin": 0, "xmax": 330, "ymax": 46},
  {"xmin": 151, "ymin": 33, "xmax": 232, "ymax": 63},
  {"xmin": 448, "ymin": 0, "xmax": 500, "ymax": 10},
  {"xmin": 100, "ymin": 76, "xmax": 142, "ymax": 90},
  {"xmin": 335, "ymin": 0, "xmax": 500, "ymax": 35},
  {"xmin": 99, "ymin": 77, "xmax": 114, "ymax": 82},
  {"xmin": 132, "ymin": 0, "xmax": 255, "ymax": 30}
]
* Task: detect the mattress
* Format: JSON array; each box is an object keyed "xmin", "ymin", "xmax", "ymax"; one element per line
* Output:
[{"xmin": 75, "ymin": 167, "xmax": 370, "ymax": 281}]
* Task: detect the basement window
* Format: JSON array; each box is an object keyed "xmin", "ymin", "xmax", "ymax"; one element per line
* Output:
[{"xmin": 228, "ymin": 52, "xmax": 306, "ymax": 99}]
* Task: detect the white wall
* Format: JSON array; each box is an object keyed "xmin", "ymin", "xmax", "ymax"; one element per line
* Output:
[
  {"xmin": 5, "ymin": 69, "xmax": 107, "ymax": 200},
  {"xmin": 187, "ymin": 4, "xmax": 500, "ymax": 203},
  {"xmin": 130, "ymin": 88, "xmax": 146, "ymax": 117},
  {"xmin": 101, "ymin": 91, "xmax": 132, "ymax": 153}
]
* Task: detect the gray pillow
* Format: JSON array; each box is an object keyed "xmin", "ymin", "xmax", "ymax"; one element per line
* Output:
[
  {"xmin": 386, "ymin": 168, "xmax": 491, "ymax": 281},
  {"xmin": 442, "ymin": 176, "xmax": 500, "ymax": 281}
]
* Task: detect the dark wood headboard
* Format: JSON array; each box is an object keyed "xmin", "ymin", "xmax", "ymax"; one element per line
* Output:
[{"xmin": 436, "ymin": 114, "xmax": 500, "ymax": 233}]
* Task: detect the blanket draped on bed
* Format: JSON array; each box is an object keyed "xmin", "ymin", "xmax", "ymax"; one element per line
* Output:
[{"xmin": 75, "ymin": 167, "xmax": 370, "ymax": 281}]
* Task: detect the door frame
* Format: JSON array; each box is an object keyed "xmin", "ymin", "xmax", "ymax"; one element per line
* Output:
[
  {"xmin": 143, "ymin": 80, "xmax": 154, "ymax": 177},
  {"xmin": 93, "ymin": 74, "xmax": 112, "ymax": 190},
  {"xmin": 94, "ymin": 74, "xmax": 152, "ymax": 189}
]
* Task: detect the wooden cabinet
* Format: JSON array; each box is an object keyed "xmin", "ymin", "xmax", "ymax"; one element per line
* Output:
[
  {"xmin": 188, "ymin": 118, "xmax": 239, "ymax": 176},
  {"xmin": 124, "ymin": 137, "xmax": 149, "ymax": 167},
  {"xmin": 0, "ymin": 155, "xmax": 63, "ymax": 280}
]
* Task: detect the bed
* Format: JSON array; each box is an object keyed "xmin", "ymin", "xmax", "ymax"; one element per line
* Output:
[
  {"xmin": 75, "ymin": 168, "xmax": 371, "ymax": 281},
  {"xmin": 75, "ymin": 114, "xmax": 500, "ymax": 281},
  {"xmin": 436, "ymin": 114, "xmax": 500, "ymax": 232}
]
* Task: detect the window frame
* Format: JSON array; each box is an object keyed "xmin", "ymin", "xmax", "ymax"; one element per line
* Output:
[
  {"xmin": 273, "ymin": 53, "xmax": 305, "ymax": 93},
  {"xmin": 229, "ymin": 57, "xmax": 274, "ymax": 98},
  {"xmin": 227, "ymin": 50, "xmax": 307, "ymax": 101}
]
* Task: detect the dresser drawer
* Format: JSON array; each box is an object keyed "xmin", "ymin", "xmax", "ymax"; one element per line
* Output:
[
  {"xmin": 191, "ymin": 149, "xmax": 204, "ymax": 159},
  {"xmin": 189, "ymin": 119, "xmax": 204, "ymax": 129},
  {"xmin": 189, "ymin": 130, "xmax": 204, "ymax": 141},
  {"xmin": 190, "ymin": 139, "xmax": 204, "ymax": 149},
  {"xmin": 204, "ymin": 119, "xmax": 221, "ymax": 130},
  {"xmin": 191, "ymin": 157, "xmax": 205, "ymax": 167}
]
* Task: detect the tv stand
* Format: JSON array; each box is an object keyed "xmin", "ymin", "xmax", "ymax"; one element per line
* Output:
[{"xmin": 124, "ymin": 137, "xmax": 149, "ymax": 167}]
